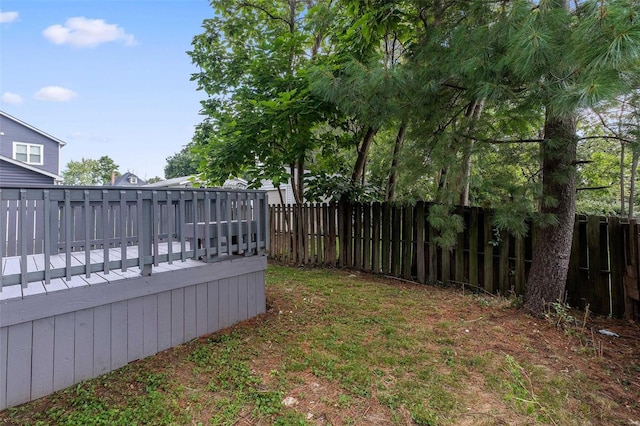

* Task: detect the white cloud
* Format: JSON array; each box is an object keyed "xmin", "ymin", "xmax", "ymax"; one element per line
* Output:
[
  {"xmin": 34, "ymin": 86, "xmax": 78, "ymax": 102},
  {"xmin": 0, "ymin": 11, "xmax": 19, "ymax": 23},
  {"xmin": 1, "ymin": 92, "xmax": 24, "ymax": 104},
  {"xmin": 43, "ymin": 17, "xmax": 136, "ymax": 48}
]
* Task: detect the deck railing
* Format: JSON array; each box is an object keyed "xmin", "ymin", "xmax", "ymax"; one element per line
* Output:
[{"xmin": 0, "ymin": 186, "xmax": 269, "ymax": 290}]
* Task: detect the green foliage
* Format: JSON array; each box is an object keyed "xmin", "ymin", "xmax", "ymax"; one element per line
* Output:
[
  {"xmin": 427, "ymin": 204, "xmax": 464, "ymax": 250},
  {"xmin": 39, "ymin": 371, "xmax": 183, "ymax": 425},
  {"xmin": 187, "ymin": 0, "xmax": 640, "ymax": 213},
  {"xmin": 188, "ymin": 0, "xmax": 335, "ymax": 202},
  {"xmin": 62, "ymin": 156, "xmax": 120, "ymax": 186},
  {"xmin": 164, "ymin": 144, "xmax": 199, "ymax": 179}
]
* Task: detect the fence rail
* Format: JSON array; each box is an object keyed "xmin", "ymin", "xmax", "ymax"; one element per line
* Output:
[
  {"xmin": 1, "ymin": 186, "xmax": 269, "ymax": 290},
  {"xmin": 269, "ymin": 202, "xmax": 640, "ymax": 320}
]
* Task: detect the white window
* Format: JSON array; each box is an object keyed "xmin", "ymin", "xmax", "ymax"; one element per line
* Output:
[
  {"xmin": 129, "ymin": 176, "xmax": 138, "ymax": 184},
  {"xmin": 13, "ymin": 142, "xmax": 43, "ymax": 165}
]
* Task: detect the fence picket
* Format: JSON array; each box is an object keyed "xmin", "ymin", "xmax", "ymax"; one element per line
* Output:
[
  {"xmin": 361, "ymin": 203, "xmax": 370, "ymax": 271},
  {"xmin": 391, "ymin": 205, "xmax": 401, "ymax": 277},
  {"xmin": 483, "ymin": 211, "xmax": 494, "ymax": 293},
  {"xmin": 354, "ymin": 203, "xmax": 362, "ymax": 269},
  {"xmin": 515, "ymin": 236, "xmax": 526, "ymax": 295},
  {"xmin": 609, "ymin": 217, "xmax": 625, "ymax": 317},
  {"xmin": 372, "ymin": 203, "xmax": 381, "ymax": 273},
  {"xmin": 469, "ymin": 208, "xmax": 479, "ymax": 287},
  {"xmin": 455, "ymin": 207, "xmax": 465, "ymax": 284},
  {"xmin": 498, "ymin": 230, "xmax": 510, "ymax": 295},
  {"xmin": 428, "ymin": 216, "xmax": 437, "ymax": 284},
  {"xmin": 587, "ymin": 216, "xmax": 608, "ymax": 314},
  {"xmin": 402, "ymin": 205, "xmax": 413, "ymax": 280},
  {"xmin": 382, "ymin": 203, "xmax": 391, "ymax": 274},
  {"xmin": 416, "ymin": 202, "xmax": 426, "ymax": 284}
]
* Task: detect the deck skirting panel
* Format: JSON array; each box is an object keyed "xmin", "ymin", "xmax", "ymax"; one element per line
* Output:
[{"xmin": 0, "ymin": 256, "xmax": 267, "ymax": 410}]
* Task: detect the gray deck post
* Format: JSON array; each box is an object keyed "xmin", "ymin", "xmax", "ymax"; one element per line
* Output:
[
  {"xmin": 20, "ymin": 189, "xmax": 28, "ymax": 287},
  {"xmin": 139, "ymin": 191, "xmax": 153, "ymax": 276}
]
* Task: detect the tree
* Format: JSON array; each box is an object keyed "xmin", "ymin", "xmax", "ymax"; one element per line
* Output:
[
  {"xmin": 188, "ymin": 0, "xmax": 639, "ymax": 314},
  {"xmin": 95, "ymin": 156, "xmax": 120, "ymax": 184},
  {"xmin": 320, "ymin": 0, "xmax": 639, "ymax": 312},
  {"xmin": 164, "ymin": 145, "xmax": 199, "ymax": 179},
  {"xmin": 581, "ymin": 91, "xmax": 640, "ymax": 216},
  {"xmin": 498, "ymin": 0, "xmax": 640, "ymax": 314},
  {"xmin": 189, "ymin": 0, "xmax": 334, "ymax": 204},
  {"xmin": 62, "ymin": 156, "xmax": 120, "ymax": 185}
]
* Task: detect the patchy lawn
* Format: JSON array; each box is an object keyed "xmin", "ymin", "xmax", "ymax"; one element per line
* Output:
[{"xmin": 1, "ymin": 263, "xmax": 639, "ymax": 425}]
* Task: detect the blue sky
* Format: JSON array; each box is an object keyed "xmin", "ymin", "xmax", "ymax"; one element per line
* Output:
[{"xmin": 1, "ymin": 0, "xmax": 214, "ymax": 180}]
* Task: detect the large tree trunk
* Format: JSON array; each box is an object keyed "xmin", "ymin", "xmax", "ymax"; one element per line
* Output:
[
  {"xmin": 620, "ymin": 141, "xmax": 626, "ymax": 215},
  {"xmin": 459, "ymin": 99, "xmax": 485, "ymax": 206},
  {"xmin": 351, "ymin": 126, "xmax": 378, "ymax": 186},
  {"xmin": 524, "ymin": 112, "xmax": 578, "ymax": 315},
  {"xmin": 289, "ymin": 160, "xmax": 305, "ymax": 205},
  {"xmin": 385, "ymin": 121, "xmax": 407, "ymax": 202}
]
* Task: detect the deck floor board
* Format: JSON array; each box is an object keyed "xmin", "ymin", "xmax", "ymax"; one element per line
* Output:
[{"xmin": 1, "ymin": 242, "xmax": 200, "ymax": 300}]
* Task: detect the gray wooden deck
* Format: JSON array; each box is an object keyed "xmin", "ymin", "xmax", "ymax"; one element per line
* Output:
[{"xmin": 0, "ymin": 242, "xmax": 204, "ymax": 301}]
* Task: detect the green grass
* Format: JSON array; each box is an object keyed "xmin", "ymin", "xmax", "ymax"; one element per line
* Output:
[{"xmin": 1, "ymin": 264, "xmax": 637, "ymax": 425}]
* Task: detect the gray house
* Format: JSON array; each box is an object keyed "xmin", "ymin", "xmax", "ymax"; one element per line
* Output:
[
  {"xmin": 0, "ymin": 111, "xmax": 65, "ymax": 185},
  {"xmin": 112, "ymin": 171, "xmax": 147, "ymax": 186}
]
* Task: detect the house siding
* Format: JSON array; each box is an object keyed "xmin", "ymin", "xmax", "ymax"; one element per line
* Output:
[
  {"xmin": 0, "ymin": 114, "xmax": 61, "ymax": 176},
  {"xmin": 0, "ymin": 160, "xmax": 55, "ymax": 185}
]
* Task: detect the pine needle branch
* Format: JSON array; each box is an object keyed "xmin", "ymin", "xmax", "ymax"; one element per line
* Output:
[{"xmin": 578, "ymin": 135, "xmax": 635, "ymax": 144}]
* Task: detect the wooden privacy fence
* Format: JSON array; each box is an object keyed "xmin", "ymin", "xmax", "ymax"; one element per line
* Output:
[{"xmin": 269, "ymin": 202, "xmax": 640, "ymax": 319}]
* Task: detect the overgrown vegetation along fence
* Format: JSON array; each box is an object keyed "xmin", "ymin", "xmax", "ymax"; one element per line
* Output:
[{"xmin": 269, "ymin": 202, "xmax": 640, "ymax": 320}]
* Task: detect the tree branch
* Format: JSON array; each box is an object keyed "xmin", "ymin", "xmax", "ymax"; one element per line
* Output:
[
  {"xmin": 462, "ymin": 135, "xmax": 544, "ymax": 144},
  {"xmin": 576, "ymin": 186, "xmax": 611, "ymax": 191},
  {"xmin": 239, "ymin": 2, "xmax": 291, "ymax": 26},
  {"xmin": 578, "ymin": 135, "xmax": 635, "ymax": 144}
]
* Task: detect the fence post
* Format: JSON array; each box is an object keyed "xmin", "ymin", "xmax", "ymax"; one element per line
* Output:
[
  {"xmin": 43, "ymin": 190, "xmax": 51, "ymax": 284},
  {"xmin": 138, "ymin": 190, "xmax": 153, "ymax": 276},
  {"xmin": 20, "ymin": 189, "xmax": 28, "ymax": 287}
]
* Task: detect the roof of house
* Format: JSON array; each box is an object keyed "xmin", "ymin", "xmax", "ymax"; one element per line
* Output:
[
  {"xmin": 113, "ymin": 172, "xmax": 147, "ymax": 186},
  {"xmin": 0, "ymin": 110, "xmax": 67, "ymax": 146},
  {"xmin": 144, "ymin": 175, "xmax": 201, "ymax": 188},
  {"xmin": 0, "ymin": 154, "xmax": 64, "ymax": 181},
  {"xmin": 144, "ymin": 176, "xmax": 249, "ymax": 189}
]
